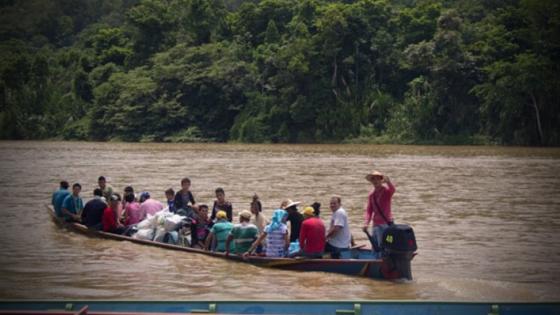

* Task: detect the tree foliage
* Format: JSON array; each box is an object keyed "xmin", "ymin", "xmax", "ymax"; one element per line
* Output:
[{"xmin": 0, "ymin": 0, "xmax": 558, "ymax": 145}]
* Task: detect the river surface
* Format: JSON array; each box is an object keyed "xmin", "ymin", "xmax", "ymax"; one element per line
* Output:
[{"xmin": 0, "ymin": 141, "xmax": 559, "ymax": 301}]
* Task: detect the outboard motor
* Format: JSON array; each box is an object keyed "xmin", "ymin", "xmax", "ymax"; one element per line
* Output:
[{"xmin": 382, "ymin": 224, "xmax": 417, "ymax": 280}]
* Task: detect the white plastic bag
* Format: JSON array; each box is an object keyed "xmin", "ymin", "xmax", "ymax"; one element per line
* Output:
[
  {"xmin": 153, "ymin": 227, "xmax": 167, "ymax": 242},
  {"xmin": 136, "ymin": 214, "xmax": 158, "ymax": 229},
  {"xmin": 163, "ymin": 214, "xmax": 184, "ymax": 232},
  {"xmin": 133, "ymin": 228, "xmax": 154, "ymax": 240}
]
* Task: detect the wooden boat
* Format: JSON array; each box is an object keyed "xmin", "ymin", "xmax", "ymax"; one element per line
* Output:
[{"xmin": 46, "ymin": 205, "xmax": 415, "ymax": 280}]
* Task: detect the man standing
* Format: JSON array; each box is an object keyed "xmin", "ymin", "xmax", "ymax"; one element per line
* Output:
[
  {"xmin": 325, "ymin": 196, "xmax": 351, "ymax": 259},
  {"xmin": 362, "ymin": 170, "xmax": 396, "ymax": 257},
  {"xmin": 52, "ymin": 181, "xmax": 70, "ymax": 217},
  {"xmin": 98, "ymin": 176, "xmax": 113, "ymax": 201},
  {"xmin": 281, "ymin": 199, "xmax": 303, "ymax": 243},
  {"xmin": 81, "ymin": 188, "xmax": 107, "ymax": 230},
  {"xmin": 61, "ymin": 183, "xmax": 84, "ymax": 222},
  {"xmin": 298, "ymin": 207, "xmax": 326, "ymax": 258}
]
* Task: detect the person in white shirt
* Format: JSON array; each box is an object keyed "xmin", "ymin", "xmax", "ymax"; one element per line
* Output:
[{"xmin": 325, "ymin": 195, "xmax": 351, "ymax": 259}]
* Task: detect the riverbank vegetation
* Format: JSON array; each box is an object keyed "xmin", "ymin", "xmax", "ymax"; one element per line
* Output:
[{"xmin": 1, "ymin": 0, "xmax": 558, "ymax": 145}]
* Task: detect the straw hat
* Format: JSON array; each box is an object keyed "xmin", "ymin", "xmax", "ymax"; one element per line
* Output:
[
  {"xmin": 281, "ymin": 199, "xmax": 301, "ymax": 210},
  {"xmin": 365, "ymin": 170, "xmax": 384, "ymax": 182}
]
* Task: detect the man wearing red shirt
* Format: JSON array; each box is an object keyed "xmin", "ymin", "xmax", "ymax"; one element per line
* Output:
[
  {"xmin": 299, "ymin": 207, "xmax": 326, "ymax": 258},
  {"xmin": 363, "ymin": 170, "xmax": 396, "ymax": 257}
]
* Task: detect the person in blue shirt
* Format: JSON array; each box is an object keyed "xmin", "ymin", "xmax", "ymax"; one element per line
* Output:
[
  {"xmin": 165, "ymin": 188, "xmax": 176, "ymax": 213},
  {"xmin": 61, "ymin": 183, "xmax": 84, "ymax": 222},
  {"xmin": 52, "ymin": 181, "xmax": 70, "ymax": 217}
]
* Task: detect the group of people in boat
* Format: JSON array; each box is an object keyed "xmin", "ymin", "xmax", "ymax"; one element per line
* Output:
[{"xmin": 51, "ymin": 170, "xmax": 396, "ymax": 259}]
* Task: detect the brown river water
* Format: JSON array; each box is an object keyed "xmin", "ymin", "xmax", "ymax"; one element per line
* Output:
[{"xmin": 0, "ymin": 141, "xmax": 559, "ymax": 301}]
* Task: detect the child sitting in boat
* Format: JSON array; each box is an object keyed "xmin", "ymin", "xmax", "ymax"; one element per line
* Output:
[
  {"xmin": 174, "ymin": 177, "xmax": 196, "ymax": 217},
  {"xmin": 190, "ymin": 204, "xmax": 213, "ymax": 248},
  {"xmin": 165, "ymin": 188, "xmax": 176, "ymax": 213}
]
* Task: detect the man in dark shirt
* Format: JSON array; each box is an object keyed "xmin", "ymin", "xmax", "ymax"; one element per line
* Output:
[
  {"xmin": 282, "ymin": 199, "xmax": 303, "ymax": 243},
  {"xmin": 81, "ymin": 188, "xmax": 107, "ymax": 230}
]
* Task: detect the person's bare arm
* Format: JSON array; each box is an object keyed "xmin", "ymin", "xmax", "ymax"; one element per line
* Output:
[
  {"xmin": 62, "ymin": 207, "xmax": 80, "ymax": 221},
  {"xmin": 244, "ymin": 233, "xmax": 267, "ymax": 257},
  {"xmin": 327, "ymin": 225, "xmax": 342, "ymax": 239},
  {"xmin": 204, "ymin": 232, "xmax": 214, "ymax": 250},
  {"xmin": 225, "ymin": 234, "xmax": 234, "ymax": 256},
  {"xmin": 283, "ymin": 232, "xmax": 290, "ymax": 254}
]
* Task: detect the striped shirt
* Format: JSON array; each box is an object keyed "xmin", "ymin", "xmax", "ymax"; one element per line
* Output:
[{"xmin": 264, "ymin": 223, "xmax": 288, "ymax": 257}]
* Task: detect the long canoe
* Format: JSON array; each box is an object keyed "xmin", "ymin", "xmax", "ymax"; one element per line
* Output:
[{"xmin": 46, "ymin": 205, "xmax": 414, "ymax": 280}]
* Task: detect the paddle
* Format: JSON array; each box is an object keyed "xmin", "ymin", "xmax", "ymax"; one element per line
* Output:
[{"xmin": 364, "ymin": 229, "xmax": 381, "ymax": 252}]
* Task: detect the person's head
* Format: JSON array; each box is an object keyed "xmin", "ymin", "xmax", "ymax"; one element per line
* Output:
[
  {"xmin": 329, "ymin": 195, "xmax": 341, "ymax": 212},
  {"xmin": 311, "ymin": 202, "xmax": 321, "ymax": 217},
  {"xmin": 216, "ymin": 210, "xmax": 227, "ymax": 221},
  {"xmin": 302, "ymin": 206, "xmax": 315, "ymax": 219},
  {"xmin": 110, "ymin": 193, "xmax": 121, "ymax": 207},
  {"xmin": 165, "ymin": 188, "xmax": 174, "ymax": 201},
  {"xmin": 366, "ymin": 170, "xmax": 384, "ymax": 188},
  {"xmin": 269, "ymin": 209, "xmax": 288, "ymax": 231},
  {"xmin": 181, "ymin": 177, "xmax": 191, "ymax": 191},
  {"xmin": 72, "ymin": 183, "xmax": 81, "ymax": 195},
  {"xmin": 93, "ymin": 188, "xmax": 103, "ymax": 197},
  {"xmin": 60, "ymin": 181, "xmax": 69, "ymax": 190},
  {"xmin": 98, "ymin": 176, "xmax": 106, "ymax": 189},
  {"xmin": 124, "ymin": 186, "xmax": 134, "ymax": 194},
  {"xmin": 124, "ymin": 192, "xmax": 135, "ymax": 203},
  {"xmin": 139, "ymin": 192, "xmax": 150, "ymax": 203},
  {"xmin": 281, "ymin": 199, "xmax": 300, "ymax": 213},
  {"xmin": 215, "ymin": 187, "xmax": 225, "ymax": 202},
  {"xmin": 239, "ymin": 210, "xmax": 252, "ymax": 223},
  {"xmin": 198, "ymin": 204, "xmax": 209, "ymax": 219}
]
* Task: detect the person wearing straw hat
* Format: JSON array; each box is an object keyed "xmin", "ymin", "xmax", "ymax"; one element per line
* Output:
[
  {"xmin": 363, "ymin": 170, "xmax": 396, "ymax": 257},
  {"xmin": 281, "ymin": 199, "xmax": 303, "ymax": 243},
  {"xmin": 225, "ymin": 210, "xmax": 259, "ymax": 256}
]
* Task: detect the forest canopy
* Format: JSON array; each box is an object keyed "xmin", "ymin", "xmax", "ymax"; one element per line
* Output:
[{"xmin": 1, "ymin": 0, "xmax": 559, "ymax": 145}]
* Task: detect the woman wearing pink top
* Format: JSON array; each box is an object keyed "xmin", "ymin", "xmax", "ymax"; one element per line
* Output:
[
  {"xmin": 123, "ymin": 193, "xmax": 144, "ymax": 225},
  {"xmin": 362, "ymin": 170, "xmax": 396, "ymax": 257}
]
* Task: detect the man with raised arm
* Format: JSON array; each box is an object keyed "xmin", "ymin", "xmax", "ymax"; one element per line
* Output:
[{"xmin": 363, "ymin": 170, "xmax": 396, "ymax": 258}]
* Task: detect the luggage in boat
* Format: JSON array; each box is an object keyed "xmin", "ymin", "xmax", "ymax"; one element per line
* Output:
[
  {"xmin": 163, "ymin": 214, "xmax": 184, "ymax": 232},
  {"xmin": 133, "ymin": 228, "xmax": 154, "ymax": 240},
  {"xmin": 382, "ymin": 224, "xmax": 417, "ymax": 252}
]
